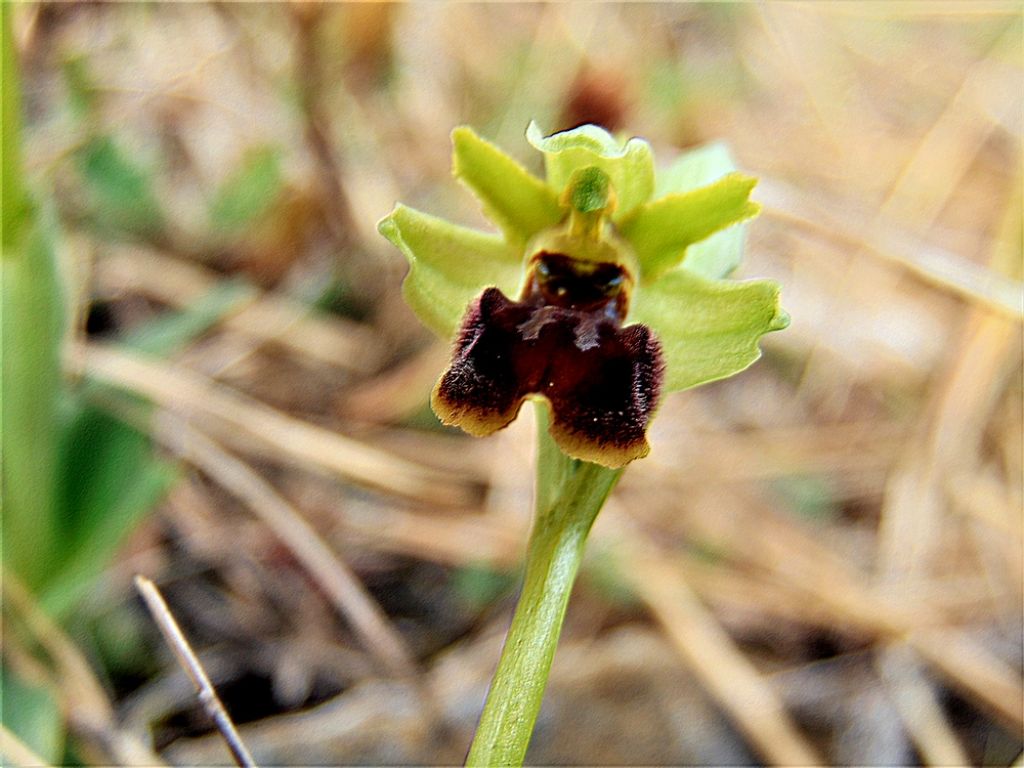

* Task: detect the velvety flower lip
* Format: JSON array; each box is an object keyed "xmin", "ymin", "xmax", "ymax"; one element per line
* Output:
[
  {"xmin": 432, "ymin": 250, "xmax": 664, "ymax": 467},
  {"xmin": 378, "ymin": 122, "xmax": 789, "ymax": 467}
]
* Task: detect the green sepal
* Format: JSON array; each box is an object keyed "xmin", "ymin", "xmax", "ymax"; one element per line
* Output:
[
  {"xmin": 452, "ymin": 126, "xmax": 563, "ymax": 247},
  {"xmin": 526, "ymin": 121, "xmax": 654, "ymax": 221},
  {"xmin": 620, "ymin": 172, "xmax": 760, "ymax": 282},
  {"xmin": 656, "ymin": 141, "xmax": 752, "ymax": 280},
  {"xmin": 629, "ymin": 269, "xmax": 789, "ymax": 392},
  {"xmin": 378, "ymin": 204, "xmax": 522, "ymax": 339}
]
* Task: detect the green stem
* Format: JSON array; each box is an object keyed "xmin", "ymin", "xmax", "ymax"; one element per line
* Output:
[{"xmin": 466, "ymin": 404, "xmax": 622, "ymax": 767}]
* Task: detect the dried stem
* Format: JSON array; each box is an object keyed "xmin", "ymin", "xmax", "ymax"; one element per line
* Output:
[{"xmin": 134, "ymin": 575, "xmax": 257, "ymax": 768}]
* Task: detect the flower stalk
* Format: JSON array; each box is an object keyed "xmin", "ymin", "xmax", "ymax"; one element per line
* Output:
[{"xmin": 466, "ymin": 405, "xmax": 621, "ymax": 767}]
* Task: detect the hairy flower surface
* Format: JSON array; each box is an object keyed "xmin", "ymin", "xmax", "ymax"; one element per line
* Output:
[{"xmin": 379, "ymin": 123, "xmax": 788, "ymax": 467}]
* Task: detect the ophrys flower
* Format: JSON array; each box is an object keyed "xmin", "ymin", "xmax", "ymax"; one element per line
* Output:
[{"xmin": 379, "ymin": 122, "xmax": 788, "ymax": 467}]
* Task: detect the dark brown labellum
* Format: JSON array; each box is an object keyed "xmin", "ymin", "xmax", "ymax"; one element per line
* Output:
[{"xmin": 432, "ymin": 253, "xmax": 664, "ymax": 467}]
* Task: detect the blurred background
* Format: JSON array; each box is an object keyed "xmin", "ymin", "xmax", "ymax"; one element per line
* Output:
[{"xmin": 2, "ymin": 2, "xmax": 1022, "ymax": 766}]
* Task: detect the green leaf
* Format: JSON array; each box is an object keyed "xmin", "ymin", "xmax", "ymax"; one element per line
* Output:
[
  {"xmin": 1, "ymin": 201, "xmax": 66, "ymax": 588},
  {"xmin": 656, "ymin": 142, "xmax": 752, "ymax": 280},
  {"xmin": 581, "ymin": 547, "xmax": 639, "ymax": 608},
  {"xmin": 43, "ymin": 406, "xmax": 178, "ymax": 617},
  {"xmin": 76, "ymin": 136, "xmax": 164, "ymax": 236},
  {"xmin": 209, "ymin": 146, "xmax": 283, "ymax": 233},
  {"xmin": 38, "ymin": 278, "xmax": 251, "ymax": 615},
  {"xmin": 452, "ymin": 563, "xmax": 516, "ymax": 610},
  {"xmin": 1, "ymin": 669, "xmax": 65, "ymax": 765},
  {"xmin": 526, "ymin": 121, "xmax": 654, "ymax": 221},
  {"xmin": 451, "ymin": 126, "xmax": 563, "ymax": 246},
  {"xmin": 122, "ymin": 278, "xmax": 253, "ymax": 356},
  {"xmin": 379, "ymin": 204, "xmax": 522, "ymax": 338},
  {"xmin": 629, "ymin": 268, "xmax": 789, "ymax": 392},
  {"xmin": 771, "ymin": 475, "xmax": 840, "ymax": 522},
  {"xmin": 619, "ymin": 172, "xmax": 760, "ymax": 282}
]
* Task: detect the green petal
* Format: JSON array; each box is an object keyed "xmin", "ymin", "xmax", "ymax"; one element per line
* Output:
[
  {"xmin": 629, "ymin": 269, "xmax": 789, "ymax": 392},
  {"xmin": 378, "ymin": 204, "xmax": 522, "ymax": 339},
  {"xmin": 526, "ymin": 121, "xmax": 654, "ymax": 221},
  {"xmin": 619, "ymin": 173, "xmax": 760, "ymax": 282},
  {"xmin": 655, "ymin": 142, "xmax": 753, "ymax": 280},
  {"xmin": 452, "ymin": 126, "xmax": 563, "ymax": 246}
]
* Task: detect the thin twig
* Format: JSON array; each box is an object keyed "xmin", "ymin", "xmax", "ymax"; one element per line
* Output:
[
  {"xmin": 0, "ymin": 723, "xmax": 52, "ymax": 768},
  {"xmin": 156, "ymin": 415, "xmax": 417, "ymax": 678},
  {"xmin": 134, "ymin": 575, "xmax": 257, "ymax": 768}
]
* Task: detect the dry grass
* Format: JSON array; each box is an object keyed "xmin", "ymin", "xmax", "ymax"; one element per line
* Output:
[{"xmin": 6, "ymin": 2, "xmax": 1022, "ymax": 766}]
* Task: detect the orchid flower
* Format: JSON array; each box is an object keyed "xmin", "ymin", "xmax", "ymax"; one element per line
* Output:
[
  {"xmin": 379, "ymin": 122, "xmax": 788, "ymax": 767},
  {"xmin": 379, "ymin": 122, "xmax": 788, "ymax": 467}
]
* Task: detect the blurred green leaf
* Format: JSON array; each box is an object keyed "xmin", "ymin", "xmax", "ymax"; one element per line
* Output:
[
  {"xmin": 645, "ymin": 61, "xmax": 688, "ymax": 116},
  {"xmin": 39, "ymin": 279, "xmax": 255, "ymax": 615},
  {"xmin": 452, "ymin": 563, "xmax": 515, "ymax": 610},
  {"xmin": 401, "ymin": 398, "xmax": 448, "ymax": 431},
  {"xmin": 687, "ymin": 538, "xmax": 729, "ymax": 565},
  {"xmin": 122, "ymin": 277, "xmax": 253, "ymax": 356},
  {"xmin": 1, "ymin": 669, "xmax": 65, "ymax": 765},
  {"xmin": 582, "ymin": 548, "xmax": 639, "ymax": 607},
  {"xmin": 76, "ymin": 136, "xmax": 164, "ymax": 236},
  {"xmin": 209, "ymin": 146, "xmax": 283, "ymax": 232},
  {"xmin": 1, "ymin": 202, "xmax": 66, "ymax": 588},
  {"xmin": 451, "ymin": 126, "xmax": 562, "ymax": 247},
  {"xmin": 86, "ymin": 601, "xmax": 157, "ymax": 676},
  {"xmin": 43, "ymin": 407, "xmax": 178, "ymax": 617},
  {"xmin": 2, "ymin": 5, "xmax": 28, "ymax": 246},
  {"xmin": 62, "ymin": 55, "xmax": 98, "ymax": 119},
  {"xmin": 620, "ymin": 172, "xmax": 759, "ymax": 281},
  {"xmin": 378, "ymin": 203, "xmax": 521, "ymax": 338},
  {"xmin": 771, "ymin": 475, "xmax": 840, "ymax": 522}
]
